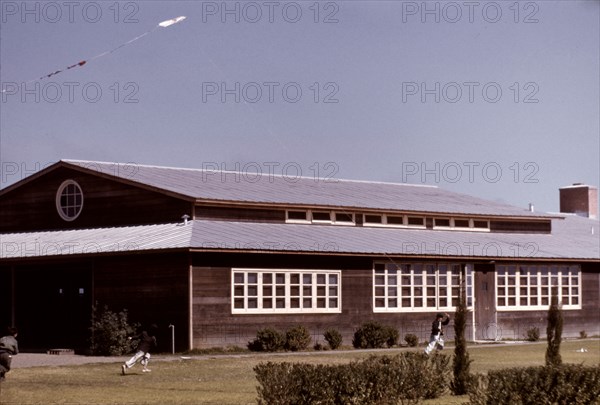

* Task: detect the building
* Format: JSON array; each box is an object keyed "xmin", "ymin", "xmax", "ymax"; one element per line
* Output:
[{"xmin": 0, "ymin": 160, "xmax": 598, "ymax": 352}]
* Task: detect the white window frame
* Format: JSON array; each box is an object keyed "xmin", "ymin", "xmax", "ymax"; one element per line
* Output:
[
  {"xmin": 363, "ymin": 214, "xmax": 426, "ymax": 229},
  {"xmin": 406, "ymin": 216, "xmax": 426, "ymax": 228},
  {"xmin": 496, "ymin": 264, "xmax": 581, "ymax": 311},
  {"xmin": 55, "ymin": 179, "xmax": 84, "ymax": 221},
  {"xmin": 373, "ymin": 262, "xmax": 473, "ymax": 313},
  {"xmin": 333, "ymin": 212, "xmax": 355, "ymax": 225},
  {"xmin": 232, "ymin": 268, "xmax": 342, "ymax": 314},
  {"xmin": 432, "ymin": 217, "xmax": 490, "ymax": 232},
  {"xmin": 286, "ymin": 209, "xmax": 355, "ymax": 226},
  {"xmin": 286, "ymin": 210, "xmax": 310, "ymax": 224}
]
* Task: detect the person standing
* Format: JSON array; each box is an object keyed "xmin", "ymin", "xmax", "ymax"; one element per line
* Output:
[
  {"xmin": 122, "ymin": 325, "xmax": 157, "ymax": 375},
  {"xmin": 0, "ymin": 327, "xmax": 19, "ymax": 381},
  {"xmin": 425, "ymin": 313, "xmax": 450, "ymax": 355}
]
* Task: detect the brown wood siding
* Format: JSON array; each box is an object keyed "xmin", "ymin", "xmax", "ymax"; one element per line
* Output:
[
  {"xmin": 190, "ymin": 253, "xmax": 463, "ymax": 348},
  {"xmin": 190, "ymin": 253, "xmax": 599, "ymax": 348},
  {"xmin": 495, "ymin": 263, "xmax": 599, "ymax": 340},
  {"xmin": 0, "ymin": 167, "xmax": 193, "ymax": 232},
  {"xmin": 194, "ymin": 205, "xmax": 285, "ymax": 223},
  {"xmin": 93, "ymin": 253, "xmax": 190, "ymax": 352},
  {"xmin": 490, "ymin": 220, "xmax": 552, "ymax": 233}
]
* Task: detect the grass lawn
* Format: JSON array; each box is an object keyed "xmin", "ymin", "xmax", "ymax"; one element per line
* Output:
[{"xmin": 0, "ymin": 339, "xmax": 598, "ymax": 405}]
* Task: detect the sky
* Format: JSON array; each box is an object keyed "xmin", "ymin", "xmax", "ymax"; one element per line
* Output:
[{"xmin": 1, "ymin": 0, "xmax": 598, "ymax": 214}]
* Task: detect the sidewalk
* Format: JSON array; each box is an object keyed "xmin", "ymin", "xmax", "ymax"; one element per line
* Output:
[{"xmin": 11, "ymin": 353, "xmax": 132, "ymax": 368}]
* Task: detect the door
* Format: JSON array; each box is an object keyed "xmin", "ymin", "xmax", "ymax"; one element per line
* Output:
[
  {"xmin": 474, "ymin": 263, "xmax": 497, "ymax": 340},
  {"xmin": 15, "ymin": 263, "xmax": 92, "ymax": 352}
]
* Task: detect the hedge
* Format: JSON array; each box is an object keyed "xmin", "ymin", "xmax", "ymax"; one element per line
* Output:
[
  {"xmin": 469, "ymin": 364, "xmax": 600, "ymax": 405},
  {"xmin": 255, "ymin": 352, "xmax": 451, "ymax": 405}
]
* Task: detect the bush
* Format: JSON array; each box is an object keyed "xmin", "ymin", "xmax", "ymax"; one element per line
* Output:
[
  {"xmin": 546, "ymin": 292, "xmax": 563, "ymax": 367},
  {"xmin": 452, "ymin": 284, "xmax": 473, "ymax": 395},
  {"xmin": 255, "ymin": 352, "xmax": 452, "ymax": 405},
  {"xmin": 404, "ymin": 333, "xmax": 419, "ymax": 347},
  {"xmin": 580, "ymin": 330, "xmax": 588, "ymax": 339},
  {"xmin": 352, "ymin": 321, "xmax": 398, "ymax": 349},
  {"xmin": 324, "ymin": 328, "xmax": 342, "ymax": 350},
  {"xmin": 89, "ymin": 303, "xmax": 139, "ymax": 356},
  {"xmin": 525, "ymin": 326, "xmax": 540, "ymax": 342},
  {"xmin": 248, "ymin": 328, "xmax": 285, "ymax": 352},
  {"xmin": 468, "ymin": 365, "xmax": 600, "ymax": 405},
  {"xmin": 285, "ymin": 325, "xmax": 312, "ymax": 352}
]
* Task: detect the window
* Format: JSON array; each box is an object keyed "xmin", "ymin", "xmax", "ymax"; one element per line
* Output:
[
  {"xmin": 286, "ymin": 210, "xmax": 354, "ymax": 225},
  {"xmin": 434, "ymin": 218, "xmax": 451, "ymax": 227},
  {"xmin": 386, "ymin": 215, "xmax": 404, "ymax": 225},
  {"xmin": 287, "ymin": 210, "xmax": 308, "ymax": 222},
  {"xmin": 453, "ymin": 219, "xmax": 470, "ymax": 228},
  {"xmin": 364, "ymin": 214, "xmax": 383, "ymax": 224},
  {"xmin": 232, "ymin": 269, "xmax": 341, "ymax": 313},
  {"xmin": 433, "ymin": 217, "xmax": 490, "ymax": 231},
  {"xmin": 473, "ymin": 220, "xmax": 489, "ymax": 229},
  {"xmin": 312, "ymin": 211, "xmax": 332, "ymax": 222},
  {"xmin": 407, "ymin": 216, "xmax": 425, "ymax": 227},
  {"xmin": 334, "ymin": 212, "xmax": 354, "ymax": 224},
  {"xmin": 373, "ymin": 262, "xmax": 472, "ymax": 312},
  {"xmin": 56, "ymin": 180, "xmax": 84, "ymax": 221},
  {"xmin": 496, "ymin": 264, "xmax": 581, "ymax": 310}
]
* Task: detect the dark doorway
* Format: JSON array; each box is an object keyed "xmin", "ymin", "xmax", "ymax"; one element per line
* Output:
[{"xmin": 14, "ymin": 263, "xmax": 92, "ymax": 352}]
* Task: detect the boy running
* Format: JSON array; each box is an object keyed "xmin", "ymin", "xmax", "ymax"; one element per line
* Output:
[{"xmin": 425, "ymin": 313, "xmax": 450, "ymax": 355}]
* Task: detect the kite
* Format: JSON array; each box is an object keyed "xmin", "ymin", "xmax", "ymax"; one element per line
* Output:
[{"xmin": 2, "ymin": 16, "xmax": 186, "ymax": 91}]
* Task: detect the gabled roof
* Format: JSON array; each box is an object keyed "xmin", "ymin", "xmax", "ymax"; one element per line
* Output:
[
  {"xmin": 2, "ymin": 215, "xmax": 597, "ymax": 261},
  {"xmin": 0, "ymin": 159, "xmax": 557, "ymax": 219}
]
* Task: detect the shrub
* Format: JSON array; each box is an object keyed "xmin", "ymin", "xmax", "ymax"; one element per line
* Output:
[
  {"xmin": 285, "ymin": 325, "xmax": 312, "ymax": 352},
  {"xmin": 248, "ymin": 328, "xmax": 285, "ymax": 352},
  {"xmin": 352, "ymin": 321, "xmax": 398, "ymax": 349},
  {"xmin": 385, "ymin": 326, "xmax": 400, "ymax": 347},
  {"xmin": 254, "ymin": 352, "xmax": 452, "ymax": 405},
  {"xmin": 468, "ymin": 365, "xmax": 600, "ymax": 405},
  {"xmin": 525, "ymin": 326, "xmax": 540, "ymax": 342},
  {"xmin": 546, "ymin": 291, "xmax": 563, "ymax": 367},
  {"xmin": 404, "ymin": 333, "xmax": 419, "ymax": 347},
  {"xmin": 324, "ymin": 328, "xmax": 342, "ymax": 350},
  {"xmin": 452, "ymin": 283, "xmax": 473, "ymax": 395},
  {"xmin": 89, "ymin": 303, "xmax": 139, "ymax": 356},
  {"xmin": 580, "ymin": 330, "xmax": 588, "ymax": 339}
]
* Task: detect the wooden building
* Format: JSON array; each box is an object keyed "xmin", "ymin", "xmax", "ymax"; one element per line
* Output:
[{"xmin": 0, "ymin": 160, "xmax": 598, "ymax": 352}]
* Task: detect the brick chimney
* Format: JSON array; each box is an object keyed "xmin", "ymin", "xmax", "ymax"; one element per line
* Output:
[{"xmin": 559, "ymin": 184, "xmax": 598, "ymax": 219}]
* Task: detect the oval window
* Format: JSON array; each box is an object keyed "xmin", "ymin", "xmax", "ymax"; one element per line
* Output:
[{"xmin": 56, "ymin": 180, "xmax": 84, "ymax": 221}]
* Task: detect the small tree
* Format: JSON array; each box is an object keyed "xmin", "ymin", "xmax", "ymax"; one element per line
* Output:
[
  {"xmin": 545, "ymin": 289, "xmax": 563, "ymax": 367},
  {"xmin": 324, "ymin": 328, "xmax": 343, "ymax": 350},
  {"xmin": 451, "ymin": 274, "xmax": 472, "ymax": 395},
  {"xmin": 248, "ymin": 328, "xmax": 285, "ymax": 352},
  {"xmin": 285, "ymin": 325, "xmax": 312, "ymax": 352},
  {"xmin": 89, "ymin": 303, "xmax": 139, "ymax": 356}
]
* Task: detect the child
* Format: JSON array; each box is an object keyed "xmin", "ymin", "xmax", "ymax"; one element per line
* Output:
[
  {"xmin": 425, "ymin": 313, "xmax": 450, "ymax": 355},
  {"xmin": 122, "ymin": 325, "xmax": 157, "ymax": 375},
  {"xmin": 0, "ymin": 327, "xmax": 19, "ymax": 381}
]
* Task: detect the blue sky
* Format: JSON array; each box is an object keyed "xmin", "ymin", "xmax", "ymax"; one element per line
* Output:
[{"xmin": 1, "ymin": 0, "xmax": 598, "ymax": 214}]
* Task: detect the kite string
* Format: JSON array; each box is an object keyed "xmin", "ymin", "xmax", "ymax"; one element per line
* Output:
[
  {"xmin": 88, "ymin": 26, "xmax": 159, "ymax": 62},
  {"xmin": 3, "ymin": 24, "xmax": 161, "ymax": 89}
]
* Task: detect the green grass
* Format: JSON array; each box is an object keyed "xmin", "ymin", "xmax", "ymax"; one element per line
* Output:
[{"xmin": 1, "ymin": 339, "xmax": 598, "ymax": 405}]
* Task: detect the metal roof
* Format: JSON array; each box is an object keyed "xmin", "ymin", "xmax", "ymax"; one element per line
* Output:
[
  {"xmin": 58, "ymin": 160, "xmax": 553, "ymax": 218},
  {"xmin": 2, "ymin": 215, "xmax": 597, "ymax": 261}
]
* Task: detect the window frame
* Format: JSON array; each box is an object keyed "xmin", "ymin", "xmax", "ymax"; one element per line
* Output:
[
  {"xmin": 231, "ymin": 268, "xmax": 342, "ymax": 314},
  {"xmin": 373, "ymin": 262, "xmax": 473, "ymax": 313},
  {"xmin": 286, "ymin": 209, "xmax": 355, "ymax": 226},
  {"xmin": 496, "ymin": 264, "xmax": 581, "ymax": 311},
  {"xmin": 55, "ymin": 179, "xmax": 84, "ymax": 221}
]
